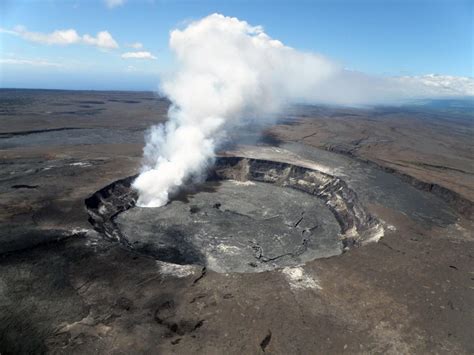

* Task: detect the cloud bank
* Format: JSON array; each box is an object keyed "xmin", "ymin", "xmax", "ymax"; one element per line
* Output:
[
  {"xmin": 121, "ymin": 51, "xmax": 157, "ymax": 60},
  {"xmin": 394, "ymin": 74, "xmax": 474, "ymax": 97},
  {"xmin": 133, "ymin": 13, "xmax": 473, "ymax": 207},
  {"xmin": 1, "ymin": 26, "xmax": 119, "ymax": 49}
]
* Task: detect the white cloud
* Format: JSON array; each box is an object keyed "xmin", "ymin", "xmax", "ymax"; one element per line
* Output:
[
  {"xmin": 121, "ymin": 51, "xmax": 157, "ymax": 60},
  {"xmin": 104, "ymin": 0, "xmax": 125, "ymax": 8},
  {"xmin": 394, "ymin": 74, "xmax": 474, "ymax": 97},
  {"xmin": 14, "ymin": 26, "xmax": 81, "ymax": 45},
  {"xmin": 1, "ymin": 26, "xmax": 119, "ymax": 50},
  {"xmin": 128, "ymin": 42, "xmax": 144, "ymax": 49},
  {"xmin": 82, "ymin": 31, "xmax": 119, "ymax": 50},
  {"xmin": 0, "ymin": 57, "xmax": 63, "ymax": 67}
]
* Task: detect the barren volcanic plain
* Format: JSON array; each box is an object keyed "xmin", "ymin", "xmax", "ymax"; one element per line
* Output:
[{"xmin": 1, "ymin": 89, "xmax": 473, "ymax": 354}]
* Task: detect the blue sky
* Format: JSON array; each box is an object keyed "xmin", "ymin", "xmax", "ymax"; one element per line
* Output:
[{"xmin": 0, "ymin": 0, "xmax": 472, "ymax": 90}]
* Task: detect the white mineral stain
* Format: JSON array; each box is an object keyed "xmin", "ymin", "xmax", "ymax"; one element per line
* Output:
[
  {"xmin": 70, "ymin": 162, "xmax": 92, "ymax": 167},
  {"xmin": 364, "ymin": 224, "xmax": 385, "ymax": 243},
  {"xmin": 282, "ymin": 266, "xmax": 322, "ymax": 290},
  {"xmin": 156, "ymin": 261, "xmax": 196, "ymax": 278},
  {"xmin": 230, "ymin": 180, "xmax": 255, "ymax": 186},
  {"xmin": 216, "ymin": 243, "xmax": 241, "ymax": 254}
]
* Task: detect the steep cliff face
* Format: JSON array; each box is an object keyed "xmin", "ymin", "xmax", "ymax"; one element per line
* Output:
[
  {"xmin": 85, "ymin": 174, "xmax": 138, "ymax": 246},
  {"xmin": 212, "ymin": 157, "xmax": 382, "ymax": 245}
]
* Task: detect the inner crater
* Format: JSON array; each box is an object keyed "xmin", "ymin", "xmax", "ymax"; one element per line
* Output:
[{"xmin": 85, "ymin": 156, "xmax": 382, "ymax": 273}]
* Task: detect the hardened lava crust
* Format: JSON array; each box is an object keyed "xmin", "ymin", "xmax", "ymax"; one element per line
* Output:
[
  {"xmin": 1, "ymin": 90, "xmax": 473, "ymax": 354},
  {"xmin": 85, "ymin": 156, "xmax": 382, "ymax": 272}
]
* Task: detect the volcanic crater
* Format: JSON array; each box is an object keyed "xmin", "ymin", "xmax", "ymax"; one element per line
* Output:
[{"xmin": 86, "ymin": 156, "xmax": 382, "ymax": 273}]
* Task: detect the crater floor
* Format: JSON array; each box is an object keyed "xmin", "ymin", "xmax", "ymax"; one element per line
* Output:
[{"xmin": 117, "ymin": 180, "xmax": 342, "ymax": 272}]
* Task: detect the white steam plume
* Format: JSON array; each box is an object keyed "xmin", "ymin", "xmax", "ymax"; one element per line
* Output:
[{"xmin": 133, "ymin": 13, "xmax": 473, "ymax": 207}]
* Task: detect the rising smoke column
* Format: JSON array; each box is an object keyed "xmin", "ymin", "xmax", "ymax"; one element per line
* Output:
[
  {"xmin": 133, "ymin": 13, "xmax": 474, "ymax": 207},
  {"xmin": 133, "ymin": 13, "xmax": 339, "ymax": 207}
]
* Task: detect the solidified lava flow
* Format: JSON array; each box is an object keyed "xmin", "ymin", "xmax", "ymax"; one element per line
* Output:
[{"xmin": 85, "ymin": 157, "xmax": 383, "ymax": 273}]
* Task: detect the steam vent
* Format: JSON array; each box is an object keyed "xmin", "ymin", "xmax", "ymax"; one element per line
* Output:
[{"xmin": 86, "ymin": 156, "xmax": 382, "ymax": 273}]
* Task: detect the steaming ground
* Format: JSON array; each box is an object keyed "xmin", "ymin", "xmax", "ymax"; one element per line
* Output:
[{"xmin": 0, "ymin": 90, "xmax": 473, "ymax": 353}]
